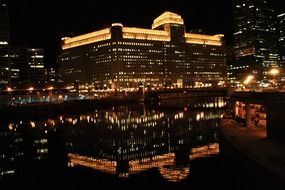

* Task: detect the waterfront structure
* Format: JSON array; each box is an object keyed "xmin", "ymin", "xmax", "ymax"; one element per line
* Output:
[
  {"xmin": 9, "ymin": 47, "xmax": 45, "ymax": 84},
  {"xmin": 230, "ymin": 0, "xmax": 279, "ymax": 85},
  {"xmin": 0, "ymin": 0, "xmax": 10, "ymax": 86},
  {"xmin": 60, "ymin": 11, "xmax": 226, "ymax": 90}
]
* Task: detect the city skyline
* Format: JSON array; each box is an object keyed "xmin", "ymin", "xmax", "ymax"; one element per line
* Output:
[{"xmin": 6, "ymin": 0, "xmax": 285, "ymax": 68}]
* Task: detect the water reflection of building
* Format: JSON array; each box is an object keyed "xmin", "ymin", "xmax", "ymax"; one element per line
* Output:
[
  {"xmin": 0, "ymin": 98, "xmax": 224, "ymax": 181},
  {"xmin": 0, "ymin": 121, "xmax": 66, "ymax": 179},
  {"xmin": 0, "ymin": 129, "xmax": 23, "ymax": 178},
  {"xmin": 62, "ymin": 104, "xmax": 222, "ymax": 179}
]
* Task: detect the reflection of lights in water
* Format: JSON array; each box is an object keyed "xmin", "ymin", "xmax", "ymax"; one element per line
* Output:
[
  {"xmin": 196, "ymin": 112, "xmax": 204, "ymax": 121},
  {"xmin": 68, "ymin": 153, "xmax": 117, "ymax": 174},
  {"xmin": 72, "ymin": 119, "xmax": 77, "ymax": 125},
  {"xmin": 48, "ymin": 119, "xmax": 55, "ymax": 127},
  {"xmin": 159, "ymin": 166, "xmax": 190, "ymax": 182},
  {"xmin": 191, "ymin": 143, "xmax": 219, "ymax": 159},
  {"xmin": 68, "ymin": 143, "xmax": 219, "ymax": 181},
  {"xmin": 30, "ymin": 121, "xmax": 36, "ymax": 128},
  {"xmin": 8, "ymin": 123, "xmax": 14, "ymax": 130},
  {"xmin": 174, "ymin": 112, "xmax": 184, "ymax": 120},
  {"xmin": 59, "ymin": 116, "xmax": 63, "ymax": 123},
  {"xmin": 66, "ymin": 118, "xmax": 73, "ymax": 123}
]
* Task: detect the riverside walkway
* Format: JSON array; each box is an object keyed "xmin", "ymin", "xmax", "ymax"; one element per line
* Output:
[{"xmin": 220, "ymin": 118, "xmax": 285, "ymax": 189}]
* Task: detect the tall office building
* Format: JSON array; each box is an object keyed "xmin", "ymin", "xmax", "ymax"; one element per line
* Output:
[
  {"xmin": 60, "ymin": 11, "xmax": 226, "ymax": 90},
  {"xmin": 278, "ymin": 13, "xmax": 285, "ymax": 67},
  {"xmin": 26, "ymin": 48, "xmax": 45, "ymax": 82},
  {"xmin": 10, "ymin": 47, "xmax": 45, "ymax": 84},
  {"xmin": 230, "ymin": 0, "xmax": 278, "ymax": 84},
  {"xmin": 0, "ymin": 0, "xmax": 10, "ymax": 86},
  {"xmin": 10, "ymin": 47, "xmax": 27, "ymax": 83}
]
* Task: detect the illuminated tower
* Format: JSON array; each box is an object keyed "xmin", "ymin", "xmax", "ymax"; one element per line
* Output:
[
  {"xmin": 278, "ymin": 13, "xmax": 285, "ymax": 67},
  {"xmin": 10, "ymin": 47, "xmax": 45, "ymax": 84},
  {"xmin": 230, "ymin": 0, "xmax": 278, "ymax": 84},
  {"xmin": 0, "ymin": 0, "xmax": 10, "ymax": 86}
]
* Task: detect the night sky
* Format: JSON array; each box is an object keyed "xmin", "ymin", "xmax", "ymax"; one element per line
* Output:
[{"xmin": 8, "ymin": 0, "xmax": 285, "ymax": 68}]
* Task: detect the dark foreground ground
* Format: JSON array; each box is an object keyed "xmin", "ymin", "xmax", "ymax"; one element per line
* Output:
[{"xmin": 0, "ymin": 155, "xmax": 265, "ymax": 190}]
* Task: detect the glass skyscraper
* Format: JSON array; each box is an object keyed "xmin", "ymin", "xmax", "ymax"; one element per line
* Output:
[
  {"xmin": 230, "ymin": 0, "xmax": 279, "ymax": 84},
  {"xmin": 0, "ymin": 0, "xmax": 10, "ymax": 86},
  {"xmin": 278, "ymin": 13, "xmax": 285, "ymax": 67}
]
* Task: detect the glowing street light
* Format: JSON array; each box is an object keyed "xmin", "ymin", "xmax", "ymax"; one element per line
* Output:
[
  {"xmin": 269, "ymin": 68, "xmax": 279, "ymax": 79},
  {"xmin": 243, "ymin": 75, "xmax": 254, "ymax": 91},
  {"xmin": 243, "ymin": 75, "xmax": 254, "ymax": 85},
  {"xmin": 269, "ymin": 68, "xmax": 279, "ymax": 90},
  {"xmin": 7, "ymin": 87, "xmax": 12, "ymax": 92}
]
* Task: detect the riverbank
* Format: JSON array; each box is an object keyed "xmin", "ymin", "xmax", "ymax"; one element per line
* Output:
[
  {"xmin": 220, "ymin": 119, "xmax": 285, "ymax": 189},
  {"xmin": 0, "ymin": 96, "xmax": 139, "ymax": 120}
]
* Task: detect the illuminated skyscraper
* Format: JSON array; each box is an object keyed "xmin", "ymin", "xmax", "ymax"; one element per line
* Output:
[
  {"xmin": 230, "ymin": 0, "xmax": 278, "ymax": 84},
  {"xmin": 60, "ymin": 11, "xmax": 226, "ymax": 90},
  {"xmin": 278, "ymin": 13, "xmax": 285, "ymax": 67},
  {"xmin": 10, "ymin": 47, "xmax": 45, "ymax": 84},
  {"xmin": 0, "ymin": 0, "xmax": 10, "ymax": 86},
  {"xmin": 26, "ymin": 48, "xmax": 45, "ymax": 82}
]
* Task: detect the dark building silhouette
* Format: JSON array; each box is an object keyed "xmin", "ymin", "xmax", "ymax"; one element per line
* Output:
[
  {"xmin": 60, "ymin": 11, "xmax": 227, "ymax": 90},
  {"xmin": 0, "ymin": 0, "xmax": 10, "ymax": 86},
  {"xmin": 9, "ymin": 47, "xmax": 44, "ymax": 84},
  {"xmin": 230, "ymin": 0, "xmax": 279, "ymax": 85}
]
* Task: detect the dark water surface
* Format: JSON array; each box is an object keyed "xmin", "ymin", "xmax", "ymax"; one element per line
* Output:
[{"xmin": 0, "ymin": 97, "xmax": 254, "ymax": 189}]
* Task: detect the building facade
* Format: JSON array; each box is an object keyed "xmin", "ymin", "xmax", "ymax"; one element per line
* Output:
[
  {"xmin": 278, "ymin": 13, "xmax": 285, "ymax": 67},
  {"xmin": 10, "ymin": 47, "xmax": 27, "ymax": 83},
  {"xmin": 230, "ymin": 0, "xmax": 279, "ymax": 85},
  {"xmin": 60, "ymin": 12, "xmax": 226, "ymax": 90},
  {"xmin": 26, "ymin": 48, "xmax": 45, "ymax": 82},
  {"xmin": 0, "ymin": 0, "xmax": 10, "ymax": 86},
  {"xmin": 10, "ymin": 47, "xmax": 44, "ymax": 84}
]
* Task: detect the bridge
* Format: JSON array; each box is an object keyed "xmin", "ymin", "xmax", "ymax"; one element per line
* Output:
[
  {"xmin": 144, "ymin": 88, "xmax": 229, "ymax": 101},
  {"xmin": 230, "ymin": 91, "xmax": 285, "ymax": 142}
]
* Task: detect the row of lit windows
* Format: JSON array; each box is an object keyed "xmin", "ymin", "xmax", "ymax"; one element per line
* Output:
[
  {"xmin": 119, "ymin": 42, "xmax": 154, "ymax": 46},
  {"xmin": 229, "ymin": 65, "xmax": 249, "ymax": 70},
  {"xmin": 114, "ymin": 78, "xmax": 160, "ymax": 82},
  {"xmin": 96, "ymin": 43, "xmax": 111, "ymax": 48},
  {"xmin": 123, "ymin": 33, "xmax": 170, "ymax": 42},
  {"xmin": 194, "ymin": 72, "xmax": 221, "ymax": 75},
  {"xmin": 63, "ymin": 34, "xmax": 111, "ymax": 50}
]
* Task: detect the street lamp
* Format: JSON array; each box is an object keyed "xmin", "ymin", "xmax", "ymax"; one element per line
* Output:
[
  {"xmin": 269, "ymin": 68, "xmax": 279, "ymax": 90},
  {"xmin": 7, "ymin": 87, "xmax": 12, "ymax": 92},
  {"xmin": 243, "ymin": 75, "xmax": 254, "ymax": 90}
]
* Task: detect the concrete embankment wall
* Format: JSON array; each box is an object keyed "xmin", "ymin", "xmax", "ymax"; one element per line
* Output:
[{"xmin": 219, "ymin": 131, "xmax": 285, "ymax": 190}]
